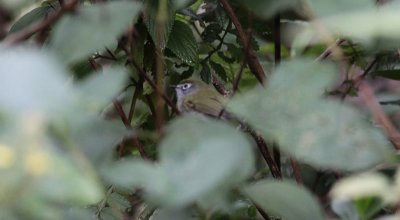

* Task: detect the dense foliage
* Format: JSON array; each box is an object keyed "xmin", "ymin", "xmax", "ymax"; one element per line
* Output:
[{"xmin": 1, "ymin": 0, "xmax": 400, "ymax": 219}]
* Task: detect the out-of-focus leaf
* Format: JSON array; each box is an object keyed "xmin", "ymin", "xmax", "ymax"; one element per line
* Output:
[
  {"xmin": 167, "ymin": 20, "xmax": 198, "ymax": 64},
  {"xmin": 330, "ymin": 173, "xmax": 391, "ymax": 201},
  {"xmin": 243, "ymin": 180, "xmax": 325, "ymax": 220},
  {"xmin": 152, "ymin": 208, "xmax": 198, "ymax": 220},
  {"xmin": 50, "ymin": 1, "xmax": 142, "ymax": 64},
  {"xmin": 157, "ymin": 115, "xmax": 254, "ymax": 207},
  {"xmin": 0, "ymin": 47, "xmax": 71, "ymax": 116},
  {"xmin": 144, "ymin": 0, "xmax": 175, "ymax": 49},
  {"xmin": 330, "ymin": 198, "xmax": 359, "ymax": 220},
  {"xmin": 105, "ymin": 115, "xmax": 255, "ymax": 208},
  {"xmin": 228, "ymin": 59, "xmax": 392, "ymax": 171},
  {"xmin": 9, "ymin": 5, "xmax": 54, "ymax": 34},
  {"xmin": 306, "ymin": 0, "xmax": 374, "ymax": 18},
  {"xmin": 107, "ymin": 193, "xmax": 131, "ymax": 211},
  {"xmin": 58, "ymin": 114, "xmax": 127, "ymax": 166},
  {"xmin": 0, "ymin": 0, "xmax": 33, "ymax": 12},
  {"xmin": 172, "ymin": 0, "xmax": 196, "ymax": 10},
  {"xmin": 34, "ymin": 153, "xmax": 104, "ymax": 204},
  {"xmin": 235, "ymin": 0, "xmax": 302, "ymax": 19},
  {"xmin": 99, "ymin": 207, "xmax": 122, "ymax": 220},
  {"xmin": 301, "ymin": 2, "xmax": 400, "ymax": 49},
  {"xmin": 76, "ymin": 66, "xmax": 127, "ymax": 110},
  {"xmin": 102, "ymin": 159, "xmax": 167, "ymax": 193},
  {"xmin": 355, "ymin": 197, "xmax": 383, "ymax": 220},
  {"xmin": 373, "ymin": 69, "xmax": 400, "ymax": 80}
]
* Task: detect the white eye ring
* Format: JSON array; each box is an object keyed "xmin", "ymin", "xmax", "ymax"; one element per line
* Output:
[{"xmin": 182, "ymin": 83, "xmax": 191, "ymax": 90}]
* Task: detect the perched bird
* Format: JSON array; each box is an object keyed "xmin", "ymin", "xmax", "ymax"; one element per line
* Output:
[{"xmin": 173, "ymin": 79, "xmax": 229, "ymax": 119}]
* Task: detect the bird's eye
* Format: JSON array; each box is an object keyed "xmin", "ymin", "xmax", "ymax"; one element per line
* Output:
[{"xmin": 182, "ymin": 83, "xmax": 191, "ymax": 90}]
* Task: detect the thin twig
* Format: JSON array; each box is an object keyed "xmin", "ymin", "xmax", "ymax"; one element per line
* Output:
[
  {"xmin": 358, "ymin": 81, "xmax": 400, "ymax": 150},
  {"xmin": 201, "ymin": 21, "xmax": 231, "ymax": 64},
  {"xmin": 232, "ymin": 58, "xmax": 246, "ymax": 93},
  {"xmin": 273, "ymin": 14, "xmax": 282, "ymax": 172},
  {"xmin": 290, "ymin": 158, "xmax": 303, "ymax": 184},
  {"xmin": 255, "ymin": 205, "xmax": 272, "ymax": 220},
  {"xmin": 129, "ymin": 58, "xmax": 180, "ymax": 115},
  {"xmin": 219, "ymin": 0, "xmax": 266, "ymax": 83},
  {"xmin": 128, "ymin": 76, "xmax": 144, "ymax": 123},
  {"xmin": 113, "ymin": 100, "xmax": 149, "ymax": 159},
  {"xmin": 249, "ymin": 130, "xmax": 282, "ymax": 179},
  {"xmin": 3, "ymin": 0, "xmax": 79, "ymax": 45},
  {"xmin": 232, "ymin": 25, "xmax": 252, "ymax": 93}
]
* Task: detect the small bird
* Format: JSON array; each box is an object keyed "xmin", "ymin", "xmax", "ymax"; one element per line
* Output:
[{"xmin": 173, "ymin": 79, "xmax": 229, "ymax": 118}]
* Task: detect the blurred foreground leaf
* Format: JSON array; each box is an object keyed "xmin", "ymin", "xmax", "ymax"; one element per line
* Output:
[
  {"xmin": 50, "ymin": 1, "xmax": 142, "ymax": 64},
  {"xmin": 0, "ymin": 47, "xmax": 133, "ymax": 218},
  {"xmin": 104, "ymin": 115, "xmax": 255, "ymax": 208},
  {"xmin": 244, "ymin": 180, "xmax": 325, "ymax": 220},
  {"xmin": 228, "ymin": 59, "xmax": 392, "ymax": 171}
]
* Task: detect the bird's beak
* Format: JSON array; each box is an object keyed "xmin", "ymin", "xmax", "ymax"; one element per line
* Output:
[{"xmin": 169, "ymin": 85, "xmax": 177, "ymax": 88}]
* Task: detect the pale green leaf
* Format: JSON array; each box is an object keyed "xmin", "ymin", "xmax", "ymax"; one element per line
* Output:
[
  {"xmin": 305, "ymin": 0, "xmax": 374, "ymax": 17},
  {"xmin": 105, "ymin": 115, "xmax": 255, "ymax": 208},
  {"xmin": 236, "ymin": 0, "xmax": 302, "ymax": 19},
  {"xmin": 50, "ymin": 1, "xmax": 142, "ymax": 64},
  {"xmin": 228, "ymin": 59, "xmax": 392, "ymax": 171},
  {"xmin": 9, "ymin": 5, "xmax": 54, "ymax": 34},
  {"xmin": 76, "ymin": 66, "xmax": 127, "ymax": 110},
  {"xmin": 0, "ymin": 47, "xmax": 71, "ymax": 116},
  {"xmin": 157, "ymin": 115, "xmax": 254, "ymax": 207},
  {"xmin": 244, "ymin": 180, "xmax": 325, "ymax": 220}
]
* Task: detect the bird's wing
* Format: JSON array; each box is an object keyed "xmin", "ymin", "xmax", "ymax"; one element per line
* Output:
[{"xmin": 183, "ymin": 91, "xmax": 228, "ymax": 118}]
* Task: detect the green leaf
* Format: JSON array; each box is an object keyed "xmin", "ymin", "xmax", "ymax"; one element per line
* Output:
[
  {"xmin": 304, "ymin": 2, "xmax": 400, "ymax": 48},
  {"xmin": 209, "ymin": 60, "xmax": 227, "ymax": 81},
  {"xmin": 228, "ymin": 59, "xmax": 392, "ymax": 171},
  {"xmin": 76, "ymin": 66, "xmax": 127, "ymax": 110},
  {"xmin": 0, "ymin": 47, "xmax": 71, "ymax": 116},
  {"xmin": 236, "ymin": 0, "xmax": 302, "ymax": 19},
  {"xmin": 201, "ymin": 23, "xmax": 222, "ymax": 44},
  {"xmin": 105, "ymin": 115, "xmax": 255, "ymax": 207},
  {"xmin": 50, "ymin": 1, "xmax": 142, "ymax": 64},
  {"xmin": 306, "ymin": 0, "xmax": 374, "ymax": 17},
  {"xmin": 373, "ymin": 69, "xmax": 400, "ymax": 80},
  {"xmin": 107, "ymin": 193, "xmax": 131, "ymax": 211},
  {"xmin": 0, "ymin": 0, "xmax": 33, "ymax": 12},
  {"xmin": 167, "ymin": 20, "xmax": 198, "ymax": 64},
  {"xmin": 143, "ymin": 0, "xmax": 175, "ymax": 49},
  {"xmin": 152, "ymin": 208, "xmax": 198, "ymax": 220},
  {"xmin": 34, "ymin": 153, "xmax": 104, "ymax": 205},
  {"xmin": 102, "ymin": 159, "xmax": 168, "ymax": 193},
  {"xmin": 243, "ymin": 180, "xmax": 325, "ymax": 220},
  {"xmin": 355, "ymin": 197, "xmax": 383, "ymax": 220},
  {"xmin": 157, "ymin": 115, "xmax": 254, "ymax": 207},
  {"xmin": 171, "ymin": 0, "xmax": 197, "ymax": 10},
  {"xmin": 200, "ymin": 62, "xmax": 211, "ymax": 83},
  {"xmin": 9, "ymin": 5, "xmax": 54, "ymax": 34}
]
